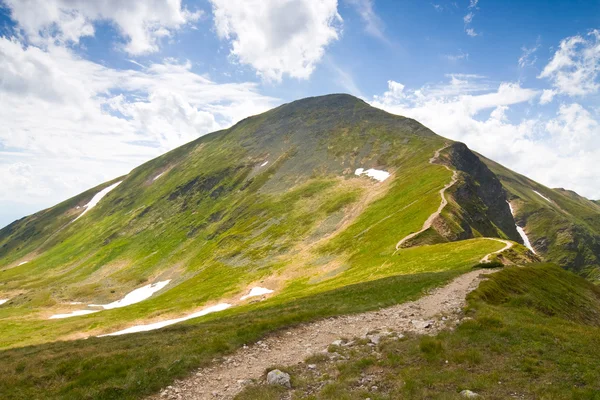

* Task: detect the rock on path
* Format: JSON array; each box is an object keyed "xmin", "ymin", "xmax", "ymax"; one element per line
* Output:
[{"xmin": 151, "ymin": 268, "xmax": 498, "ymax": 400}]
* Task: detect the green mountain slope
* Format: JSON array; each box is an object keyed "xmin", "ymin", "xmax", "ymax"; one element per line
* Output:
[
  {"xmin": 0, "ymin": 94, "xmax": 595, "ymax": 399},
  {"xmin": 481, "ymin": 155, "xmax": 600, "ymax": 282},
  {"xmin": 238, "ymin": 264, "xmax": 600, "ymax": 399},
  {"xmin": 0, "ymin": 94, "xmax": 528, "ymax": 350}
]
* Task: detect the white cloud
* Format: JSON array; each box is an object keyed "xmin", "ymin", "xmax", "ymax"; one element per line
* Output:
[
  {"xmin": 370, "ymin": 76, "xmax": 600, "ymax": 201},
  {"xmin": 327, "ymin": 59, "xmax": 363, "ymax": 96},
  {"xmin": 209, "ymin": 0, "xmax": 342, "ymax": 81},
  {"xmin": 465, "ymin": 28, "xmax": 478, "ymax": 37},
  {"xmin": 0, "ymin": 37, "xmax": 277, "ymax": 226},
  {"xmin": 463, "ymin": 0, "xmax": 480, "ymax": 37},
  {"xmin": 539, "ymin": 30, "xmax": 600, "ymax": 97},
  {"xmin": 2, "ymin": 0, "xmax": 201, "ymax": 54},
  {"xmin": 445, "ymin": 50, "xmax": 469, "ymax": 61},
  {"xmin": 345, "ymin": 0, "xmax": 386, "ymax": 40},
  {"xmin": 539, "ymin": 89, "xmax": 556, "ymax": 104},
  {"xmin": 518, "ymin": 40, "xmax": 540, "ymax": 68}
]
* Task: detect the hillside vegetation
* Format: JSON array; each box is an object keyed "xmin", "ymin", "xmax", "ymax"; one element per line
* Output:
[
  {"xmin": 0, "ymin": 94, "xmax": 596, "ymax": 399},
  {"xmin": 238, "ymin": 264, "xmax": 600, "ymax": 399},
  {"xmin": 481, "ymin": 155, "xmax": 600, "ymax": 282}
]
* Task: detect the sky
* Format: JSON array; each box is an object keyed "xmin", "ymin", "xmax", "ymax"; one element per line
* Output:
[{"xmin": 0, "ymin": 0, "xmax": 599, "ymax": 228}]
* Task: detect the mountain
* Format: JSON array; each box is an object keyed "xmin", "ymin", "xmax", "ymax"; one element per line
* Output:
[
  {"xmin": 0, "ymin": 94, "xmax": 597, "ymax": 399},
  {"xmin": 481, "ymin": 155, "xmax": 600, "ymax": 282}
]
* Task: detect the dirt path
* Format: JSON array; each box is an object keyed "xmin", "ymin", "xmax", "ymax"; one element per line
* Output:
[
  {"xmin": 395, "ymin": 145, "xmax": 458, "ymax": 251},
  {"xmin": 479, "ymin": 238, "xmax": 513, "ymax": 263},
  {"xmin": 152, "ymin": 268, "xmax": 498, "ymax": 400}
]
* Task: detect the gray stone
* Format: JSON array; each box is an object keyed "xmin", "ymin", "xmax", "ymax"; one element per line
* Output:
[
  {"xmin": 460, "ymin": 389, "xmax": 481, "ymax": 398},
  {"xmin": 367, "ymin": 334, "xmax": 381, "ymax": 345},
  {"xmin": 267, "ymin": 369, "xmax": 291, "ymax": 388},
  {"xmin": 411, "ymin": 319, "xmax": 434, "ymax": 329}
]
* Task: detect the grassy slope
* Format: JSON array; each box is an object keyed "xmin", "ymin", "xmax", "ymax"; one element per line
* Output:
[
  {"xmin": 481, "ymin": 155, "xmax": 600, "ymax": 282},
  {"xmin": 238, "ymin": 264, "xmax": 600, "ymax": 399},
  {"xmin": 0, "ymin": 244, "xmax": 503, "ymax": 400},
  {"xmin": 0, "ymin": 95, "xmax": 461, "ymax": 346},
  {"xmin": 0, "ymin": 94, "xmax": 514, "ymax": 398}
]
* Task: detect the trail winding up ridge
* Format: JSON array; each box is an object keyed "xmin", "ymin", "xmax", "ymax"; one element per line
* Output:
[{"xmin": 395, "ymin": 144, "xmax": 458, "ymax": 251}]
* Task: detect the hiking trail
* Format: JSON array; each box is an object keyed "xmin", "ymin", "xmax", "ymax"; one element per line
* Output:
[
  {"xmin": 152, "ymin": 268, "xmax": 498, "ymax": 400},
  {"xmin": 394, "ymin": 145, "xmax": 458, "ymax": 251}
]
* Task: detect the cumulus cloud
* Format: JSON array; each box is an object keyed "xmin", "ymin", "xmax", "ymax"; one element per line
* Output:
[
  {"xmin": 2, "ymin": 0, "xmax": 201, "ymax": 54},
  {"xmin": 209, "ymin": 0, "xmax": 341, "ymax": 81},
  {"xmin": 538, "ymin": 30, "xmax": 600, "ymax": 97},
  {"xmin": 370, "ymin": 76, "xmax": 600, "ymax": 200},
  {"xmin": 0, "ymin": 37, "xmax": 277, "ymax": 226}
]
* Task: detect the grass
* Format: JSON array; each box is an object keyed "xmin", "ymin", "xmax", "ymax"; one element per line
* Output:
[
  {"xmin": 237, "ymin": 263, "xmax": 600, "ymax": 399},
  {"xmin": 0, "ymin": 94, "xmax": 527, "ymax": 399},
  {"xmin": 0, "ymin": 268, "xmax": 470, "ymax": 400},
  {"xmin": 481, "ymin": 154, "xmax": 600, "ymax": 282}
]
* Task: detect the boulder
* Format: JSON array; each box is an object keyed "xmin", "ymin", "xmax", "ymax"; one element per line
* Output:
[
  {"xmin": 460, "ymin": 389, "xmax": 480, "ymax": 398},
  {"xmin": 266, "ymin": 369, "xmax": 291, "ymax": 388}
]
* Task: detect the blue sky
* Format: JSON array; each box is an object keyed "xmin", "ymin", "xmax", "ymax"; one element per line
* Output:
[{"xmin": 0, "ymin": 0, "xmax": 599, "ymax": 228}]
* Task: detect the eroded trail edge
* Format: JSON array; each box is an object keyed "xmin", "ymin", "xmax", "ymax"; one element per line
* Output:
[
  {"xmin": 395, "ymin": 144, "xmax": 458, "ymax": 251},
  {"xmin": 152, "ymin": 268, "xmax": 498, "ymax": 400}
]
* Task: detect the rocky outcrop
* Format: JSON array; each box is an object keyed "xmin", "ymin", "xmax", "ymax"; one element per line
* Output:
[{"xmin": 444, "ymin": 142, "xmax": 521, "ymax": 243}]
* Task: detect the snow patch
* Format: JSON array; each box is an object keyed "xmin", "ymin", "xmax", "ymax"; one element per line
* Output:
[
  {"xmin": 0, "ymin": 299, "xmax": 9, "ymax": 305},
  {"xmin": 74, "ymin": 181, "xmax": 123, "ymax": 221},
  {"xmin": 17, "ymin": 261, "xmax": 28, "ymax": 266},
  {"xmin": 49, "ymin": 310, "xmax": 100, "ymax": 319},
  {"xmin": 533, "ymin": 190, "xmax": 552, "ymax": 203},
  {"xmin": 260, "ymin": 161, "xmax": 269, "ymax": 167},
  {"xmin": 354, "ymin": 168, "xmax": 390, "ymax": 182},
  {"xmin": 89, "ymin": 280, "xmax": 171, "ymax": 310},
  {"xmin": 516, "ymin": 226, "xmax": 536, "ymax": 254},
  {"xmin": 507, "ymin": 201, "xmax": 536, "ymax": 254},
  {"xmin": 98, "ymin": 303, "xmax": 232, "ymax": 336},
  {"xmin": 153, "ymin": 172, "xmax": 164, "ymax": 181},
  {"xmin": 240, "ymin": 287, "xmax": 274, "ymax": 300}
]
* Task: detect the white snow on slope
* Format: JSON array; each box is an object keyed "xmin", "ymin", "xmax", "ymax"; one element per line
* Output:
[
  {"xmin": 354, "ymin": 168, "xmax": 390, "ymax": 182},
  {"xmin": 98, "ymin": 303, "xmax": 232, "ymax": 337},
  {"xmin": 153, "ymin": 172, "xmax": 164, "ymax": 181},
  {"xmin": 89, "ymin": 280, "xmax": 171, "ymax": 310},
  {"xmin": 533, "ymin": 190, "xmax": 552, "ymax": 203},
  {"xmin": 516, "ymin": 226, "xmax": 536, "ymax": 254},
  {"xmin": 17, "ymin": 261, "xmax": 28, "ymax": 266},
  {"xmin": 260, "ymin": 161, "xmax": 269, "ymax": 167},
  {"xmin": 74, "ymin": 181, "xmax": 123, "ymax": 221},
  {"xmin": 49, "ymin": 310, "xmax": 100, "ymax": 319},
  {"xmin": 508, "ymin": 201, "xmax": 537, "ymax": 254},
  {"xmin": 240, "ymin": 287, "xmax": 274, "ymax": 300},
  {"xmin": 0, "ymin": 299, "xmax": 9, "ymax": 305}
]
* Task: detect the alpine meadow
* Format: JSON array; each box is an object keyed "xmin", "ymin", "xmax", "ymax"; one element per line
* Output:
[{"xmin": 1, "ymin": 1, "xmax": 600, "ymax": 399}]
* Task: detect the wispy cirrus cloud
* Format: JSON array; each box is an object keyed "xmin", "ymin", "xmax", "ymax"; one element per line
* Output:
[
  {"xmin": 345, "ymin": 0, "xmax": 387, "ymax": 42},
  {"xmin": 463, "ymin": 0, "xmax": 479, "ymax": 37}
]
